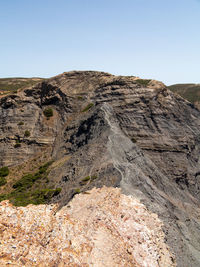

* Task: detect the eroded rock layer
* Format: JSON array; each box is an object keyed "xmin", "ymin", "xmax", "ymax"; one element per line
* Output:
[
  {"xmin": 0, "ymin": 187, "xmax": 175, "ymax": 267},
  {"xmin": 0, "ymin": 71, "xmax": 200, "ymax": 266}
]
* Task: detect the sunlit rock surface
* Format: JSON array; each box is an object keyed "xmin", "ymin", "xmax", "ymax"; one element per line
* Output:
[{"xmin": 0, "ymin": 187, "xmax": 175, "ymax": 266}]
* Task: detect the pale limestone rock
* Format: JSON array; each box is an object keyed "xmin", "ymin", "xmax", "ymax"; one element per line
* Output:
[{"xmin": 0, "ymin": 187, "xmax": 176, "ymax": 266}]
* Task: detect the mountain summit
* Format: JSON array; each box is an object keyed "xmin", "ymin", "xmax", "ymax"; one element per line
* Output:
[{"xmin": 0, "ymin": 71, "xmax": 200, "ymax": 266}]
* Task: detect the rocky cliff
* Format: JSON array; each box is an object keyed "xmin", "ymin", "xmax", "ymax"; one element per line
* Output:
[
  {"xmin": 0, "ymin": 71, "xmax": 200, "ymax": 266},
  {"xmin": 0, "ymin": 187, "xmax": 176, "ymax": 267}
]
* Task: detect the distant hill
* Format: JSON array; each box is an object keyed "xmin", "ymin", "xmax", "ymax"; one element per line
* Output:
[
  {"xmin": 0, "ymin": 77, "xmax": 43, "ymax": 96},
  {"xmin": 168, "ymin": 83, "xmax": 200, "ymax": 108}
]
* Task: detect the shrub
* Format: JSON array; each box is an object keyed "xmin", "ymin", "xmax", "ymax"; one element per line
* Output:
[
  {"xmin": 6, "ymin": 187, "xmax": 62, "ymax": 206},
  {"xmin": 9, "ymin": 192, "xmax": 30, "ymax": 206},
  {"xmin": 80, "ymin": 175, "xmax": 98, "ymax": 185},
  {"xmin": 135, "ymin": 79, "xmax": 151, "ymax": 87},
  {"xmin": 77, "ymin": 96, "xmax": 84, "ymax": 100},
  {"xmin": 81, "ymin": 103, "xmax": 94, "ymax": 112},
  {"xmin": 38, "ymin": 161, "xmax": 53, "ymax": 174},
  {"xmin": 131, "ymin": 137, "xmax": 137, "ymax": 143},
  {"xmin": 74, "ymin": 188, "xmax": 81, "ymax": 194},
  {"xmin": 12, "ymin": 162, "xmax": 53, "ymax": 191},
  {"xmin": 91, "ymin": 175, "xmax": 98, "ymax": 181},
  {"xmin": 0, "ymin": 177, "xmax": 7, "ymax": 187},
  {"xmin": 30, "ymin": 188, "xmax": 62, "ymax": 204},
  {"xmin": 14, "ymin": 143, "xmax": 21, "ymax": 148},
  {"xmin": 24, "ymin": 130, "xmax": 30, "ymax": 137},
  {"xmin": 0, "ymin": 166, "xmax": 9, "ymax": 177},
  {"xmin": 80, "ymin": 176, "xmax": 90, "ymax": 185},
  {"xmin": 0, "ymin": 194, "xmax": 8, "ymax": 201},
  {"xmin": 14, "ymin": 141, "xmax": 21, "ymax": 148},
  {"xmin": 0, "ymin": 160, "xmax": 58, "ymax": 206},
  {"xmin": 81, "ymin": 176, "xmax": 90, "ymax": 182},
  {"xmin": 53, "ymin": 187, "xmax": 62, "ymax": 196},
  {"xmin": 43, "ymin": 108, "xmax": 53, "ymax": 119},
  {"xmin": 18, "ymin": 121, "xmax": 24, "ymax": 126},
  {"xmin": 13, "ymin": 174, "xmax": 35, "ymax": 190}
]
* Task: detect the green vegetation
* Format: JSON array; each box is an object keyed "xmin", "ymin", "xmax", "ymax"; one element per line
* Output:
[
  {"xmin": 38, "ymin": 161, "xmax": 53, "ymax": 174},
  {"xmin": 24, "ymin": 130, "xmax": 30, "ymax": 137},
  {"xmin": 14, "ymin": 143, "xmax": 21, "ymax": 148},
  {"xmin": 79, "ymin": 175, "xmax": 97, "ymax": 185},
  {"xmin": 13, "ymin": 174, "xmax": 38, "ymax": 190},
  {"xmin": 0, "ymin": 78, "xmax": 43, "ymax": 95},
  {"xmin": 135, "ymin": 79, "xmax": 151, "ymax": 87},
  {"xmin": 74, "ymin": 188, "xmax": 81, "ymax": 195},
  {"xmin": 81, "ymin": 103, "xmax": 94, "ymax": 112},
  {"xmin": 91, "ymin": 175, "xmax": 98, "ymax": 181},
  {"xmin": 131, "ymin": 137, "xmax": 137, "ymax": 143},
  {"xmin": 0, "ymin": 161, "xmax": 61, "ymax": 206},
  {"xmin": 0, "ymin": 177, "xmax": 7, "ymax": 187},
  {"xmin": 80, "ymin": 176, "xmax": 90, "ymax": 185},
  {"xmin": 0, "ymin": 166, "xmax": 9, "ymax": 177},
  {"xmin": 14, "ymin": 140, "xmax": 21, "ymax": 148},
  {"xmin": 0, "ymin": 188, "xmax": 61, "ymax": 206},
  {"xmin": 0, "ymin": 194, "xmax": 7, "ymax": 202},
  {"xmin": 43, "ymin": 108, "xmax": 53, "ymax": 119},
  {"xmin": 12, "ymin": 161, "xmax": 53, "ymax": 191},
  {"xmin": 18, "ymin": 121, "xmax": 24, "ymax": 126},
  {"xmin": 82, "ymin": 176, "xmax": 91, "ymax": 182},
  {"xmin": 0, "ymin": 166, "xmax": 9, "ymax": 187},
  {"xmin": 77, "ymin": 95, "xmax": 84, "ymax": 100}
]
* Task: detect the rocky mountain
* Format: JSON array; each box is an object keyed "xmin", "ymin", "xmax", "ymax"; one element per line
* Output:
[
  {"xmin": 0, "ymin": 187, "xmax": 176, "ymax": 267},
  {"xmin": 0, "ymin": 71, "xmax": 200, "ymax": 266},
  {"xmin": 168, "ymin": 83, "xmax": 200, "ymax": 109}
]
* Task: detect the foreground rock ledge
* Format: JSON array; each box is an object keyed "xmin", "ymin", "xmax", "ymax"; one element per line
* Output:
[{"xmin": 0, "ymin": 187, "xmax": 176, "ymax": 267}]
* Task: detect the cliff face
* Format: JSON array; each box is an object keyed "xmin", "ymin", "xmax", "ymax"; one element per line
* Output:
[
  {"xmin": 0, "ymin": 71, "xmax": 200, "ymax": 266},
  {"xmin": 0, "ymin": 187, "xmax": 176, "ymax": 267}
]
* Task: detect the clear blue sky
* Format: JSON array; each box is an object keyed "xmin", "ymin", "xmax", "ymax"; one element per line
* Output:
[{"xmin": 1, "ymin": 0, "xmax": 200, "ymax": 85}]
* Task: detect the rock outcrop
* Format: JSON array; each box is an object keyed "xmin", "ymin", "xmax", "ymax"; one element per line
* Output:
[
  {"xmin": 0, "ymin": 187, "xmax": 176, "ymax": 267},
  {"xmin": 0, "ymin": 71, "xmax": 200, "ymax": 266}
]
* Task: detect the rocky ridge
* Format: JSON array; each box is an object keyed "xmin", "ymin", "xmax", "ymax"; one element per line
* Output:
[
  {"xmin": 0, "ymin": 187, "xmax": 176, "ymax": 267},
  {"xmin": 0, "ymin": 71, "xmax": 200, "ymax": 266}
]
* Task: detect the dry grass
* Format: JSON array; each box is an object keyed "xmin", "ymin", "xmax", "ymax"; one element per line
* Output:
[{"xmin": 0, "ymin": 77, "xmax": 43, "ymax": 96}]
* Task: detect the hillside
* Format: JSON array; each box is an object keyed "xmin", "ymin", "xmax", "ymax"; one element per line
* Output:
[
  {"xmin": 0, "ymin": 71, "xmax": 200, "ymax": 266},
  {"xmin": 168, "ymin": 83, "xmax": 200, "ymax": 108},
  {"xmin": 0, "ymin": 77, "xmax": 43, "ymax": 96}
]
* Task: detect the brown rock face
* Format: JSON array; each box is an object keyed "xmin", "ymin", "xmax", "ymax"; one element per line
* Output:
[
  {"xmin": 0, "ymin": 71, "xmax": 200, "ymax": 266},
  {"xmin": 0, "ymin": 187, "xmax": 175, "ymax": 267}
]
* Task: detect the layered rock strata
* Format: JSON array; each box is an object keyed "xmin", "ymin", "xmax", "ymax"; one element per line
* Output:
[{"xmin": 0, "ymin": 71, "xmax": 200, "ymax": 266}]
